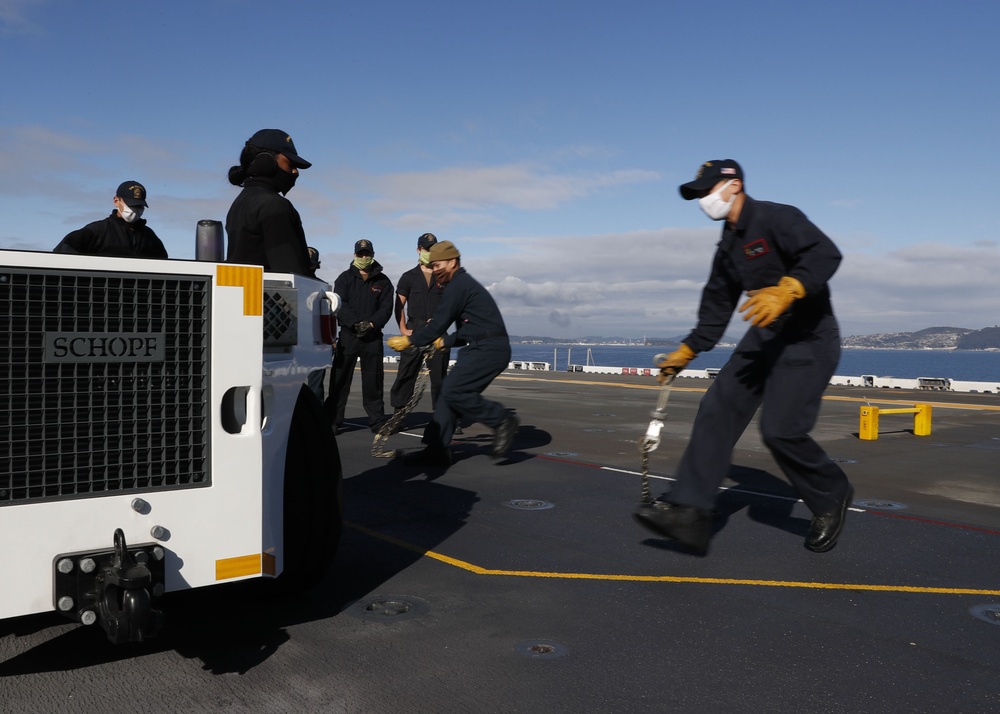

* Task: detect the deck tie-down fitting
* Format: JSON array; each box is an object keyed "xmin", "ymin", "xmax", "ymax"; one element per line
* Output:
[{"xmin": 859, "ymin": 403, "xmax": 931, "ymax": 441}]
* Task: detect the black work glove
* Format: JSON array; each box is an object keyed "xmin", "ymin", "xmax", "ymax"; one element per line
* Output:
[{"xmin": 354, "ymin": 321, "xmax": 373, "ymax": 337}]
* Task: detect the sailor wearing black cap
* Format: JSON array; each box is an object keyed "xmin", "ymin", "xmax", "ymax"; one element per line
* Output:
[
  {"xmin": 634, "ymin": 159, "xmax": 853, "ymax": 555},
  {"xmin": 225, "ymin": 128, "xmax": 316, "ymax": 276},
  {"xmin": 389, "ymin": 233, "xmax": 450, "ymax": 421},
  {"xmin": 327, "ymin": 239, "xmax": 394, "ymax": 433},
  {"xmin": 387, "ymin": 241, "xmax": 519, "ymax": 467},
  {"xmin": 54, "ymin": 180, "xmax": 168, "ymax": 258}
]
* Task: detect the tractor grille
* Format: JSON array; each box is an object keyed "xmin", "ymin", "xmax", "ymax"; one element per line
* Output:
[
  {"xmin": 262, "ymin": 286, "xmax": 298, "ymax": 348},
  {"xmin": 0, "ymin": 267, "xmax": 211, "ymax": 505}
]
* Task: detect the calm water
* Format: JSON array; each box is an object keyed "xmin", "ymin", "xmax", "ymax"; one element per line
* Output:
[{"xmin": 510, "ymin": 344, "xmax": 1000, "ymax": 382}]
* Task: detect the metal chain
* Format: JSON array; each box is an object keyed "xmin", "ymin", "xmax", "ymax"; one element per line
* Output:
[
  {"xmin": 638, "ymin": 439, "xmax": 654, "ymax": 505},
  {"xmin": 637, "ymin": 373, "xmax": 675, "ymax": 504},
  {"xmin": 371, "ymin": 345, "xmax": 437, "ymax": 458}
]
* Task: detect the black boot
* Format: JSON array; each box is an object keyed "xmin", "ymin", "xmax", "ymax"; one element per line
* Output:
[
  {"xmin": 633, "ymin": 501, "xmax": 713, "ymax": 555},
  {"xmin": 805, "ymin": 486, "xmax": 854, "ymax": 553},
  {"xmin": 492, "ymin": 414, "xmax": 520, "ymax": 459}
]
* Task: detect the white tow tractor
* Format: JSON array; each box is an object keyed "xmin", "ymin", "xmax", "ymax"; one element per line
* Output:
[{"xmin": 0, "ymin": 242, "xmax": 342, "ymax": 643}]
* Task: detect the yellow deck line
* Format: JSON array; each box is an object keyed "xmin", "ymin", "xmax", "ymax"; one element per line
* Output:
[
  {"xmin": 495, "ymin": 374, "xmax": 1000, "ymax": 412},
  {"xmin": 346, "ymin": 522, "xmax": 1000, "ymax": 597}
]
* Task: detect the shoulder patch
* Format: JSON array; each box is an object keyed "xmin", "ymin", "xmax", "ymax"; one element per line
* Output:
[{"xmin": 743, "ymin": 238, "xmax": 770, "ymax": 260}]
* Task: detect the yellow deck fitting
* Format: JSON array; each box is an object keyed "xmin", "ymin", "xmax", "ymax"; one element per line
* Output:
[{"xmin": 859, "ymin": 403, "xmax": 932, "ymax": 441}]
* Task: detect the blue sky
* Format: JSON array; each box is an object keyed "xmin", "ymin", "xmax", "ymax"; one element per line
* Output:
[{"xmin": 2, "ymin": 0, "xmax": 999, "ymax": 339}]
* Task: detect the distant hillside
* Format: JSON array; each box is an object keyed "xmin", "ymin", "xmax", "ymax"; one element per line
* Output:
[
  {"xmin": 510, "ymin": 335, "xmax": 741, "ymax": 347},
  {"xmin": 645, "ymin": 334, "xmax": 742, "ymax": 347},
  {"xmin": 842, "ymin": 326, "xmax": 975, "ymax": 349},
  {"xmin": 956, "ymin": 326, "xmax": 1000, "ymax": 350},
  {"xmin": 512, "ymin": 326, "xmax": 1000, "ymax": 350}
]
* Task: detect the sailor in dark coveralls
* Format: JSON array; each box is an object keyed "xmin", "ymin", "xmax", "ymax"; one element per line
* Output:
[
  {"xmin": 634, "ymin": 160, "xmax": 854, "ymax": 555},
  {"xmin": 387, "ymin": 241, "xmax": 519, "ymax": 467},
  {"xmin": 389, "ymin": 233, "xmax": 450, "ymax": 417},
  {"xmin": 225, "ymin": 129, "xmax": 315, "ymax": 277},
  {"xmin": 54, "ymin": 181, "xmax": 167, "ymax": 258},
  {"xmin": 327, "ymin": 239, "xmax": 393, "ymax": 433}
]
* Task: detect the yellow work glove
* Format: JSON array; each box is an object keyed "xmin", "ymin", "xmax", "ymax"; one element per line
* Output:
[
  {"xmin": 387, "ymin": 335, "xmax": 412, "ymax": 352},
  {"xmin": 433, "ymin": 337, "xmax": 446, "ymax": 350},
  {"xmin": 738, "ymin": 276, "xmax": 806, "ymax": 328},
  {"xmin": 656, "ymin": 343, "xmax": 696, "ymax": 384}
]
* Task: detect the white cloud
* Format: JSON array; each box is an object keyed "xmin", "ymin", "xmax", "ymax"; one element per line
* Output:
[
  {"xmin": 832, "ymin": 242, "xmax": 1000, "ymax": 334},
  {"xmin": 4, "ymin": 123, "xmax": 998, "ymax": 339},
  {"xmin": 446, "ymin": 232, "xmax": 1000, "ymax": 339},
  {"xmin": 369, "ymin": 163, "xmax": 660, "ymax": 219},
  {"xmin": 457, "ymin": 228, "xmax": 719, "ymax": 337},
  {"xmin": 0, "ymin": 0, "xmax": 44, "ymax": 33}
]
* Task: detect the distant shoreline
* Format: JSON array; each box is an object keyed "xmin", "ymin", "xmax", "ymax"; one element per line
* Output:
[{"xmin": 512, "ymin": 342, "xmax": 999, "ymax": 352}]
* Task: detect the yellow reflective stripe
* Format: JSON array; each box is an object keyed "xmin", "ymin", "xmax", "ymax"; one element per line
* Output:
[
  {"xmin": 216, "ymin": 265, "xmax": 263, "ymax": 316},
  {"xmin": 346, "ymin": 522, "xmax": 1000, "ymax": 597},
  {"xmin": 215, "ymin": 554, "xmax": 261, "ymax": 580}
]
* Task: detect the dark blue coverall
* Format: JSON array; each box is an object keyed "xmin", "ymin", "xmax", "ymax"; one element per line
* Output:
[
  {"xmin": 55, "ymin": 211, "xmax": 168, "ymax": 259},
  {"xmin": 407, "ymin": 267, "xmax": 511, "ymax": 450},
  {"xmin": 390, "ymin": 264, "xmax": 448, "ymax": 409},
  {"xmin": 225, "ymin": 175, "xmax": 314, "ymax": 276},
  {"xmin": 667, "ymin": 196, "xmax": 852, "ymax": 517},
  {"xmin": 327, "ymin": 261, "xmax": 393, "ymax": 430}
]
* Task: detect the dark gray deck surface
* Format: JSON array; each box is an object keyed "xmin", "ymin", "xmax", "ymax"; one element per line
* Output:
[{"xmin": 3, "ymin": 369, "xmax": 1000, "ymax": 713}]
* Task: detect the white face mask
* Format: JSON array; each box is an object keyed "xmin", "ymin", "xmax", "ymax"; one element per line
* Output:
[
  {"xmin": 119, "ymin": 201, "xmax": 143, "ymax": 224},
  {"xmin": 698, "ymin": 180, "xmax": 735, "ymax": 221}
]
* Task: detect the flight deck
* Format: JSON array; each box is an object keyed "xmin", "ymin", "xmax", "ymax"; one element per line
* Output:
[{"xmin": 2, "ymin": 370, "xmax": 999, "ymax": 713}]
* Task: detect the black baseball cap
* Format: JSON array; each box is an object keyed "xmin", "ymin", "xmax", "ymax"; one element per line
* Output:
[
  {"xmin": 354, "ymin": 239, "xmax": 374, "ymax": 255},
  {"xmin": 246, "ymin": 129, "xmax": 312, "ymax": 169},
  {"xmin": 679, "ymin": 159, "xmax": 743, "ymax": 200},
  {"xmin": 417, "ymin": 233, "xmax": 438, "ymax": 250},
  {"xmin": 116, "ymin": 181, "xmax": 148, "ymax": 207}
]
